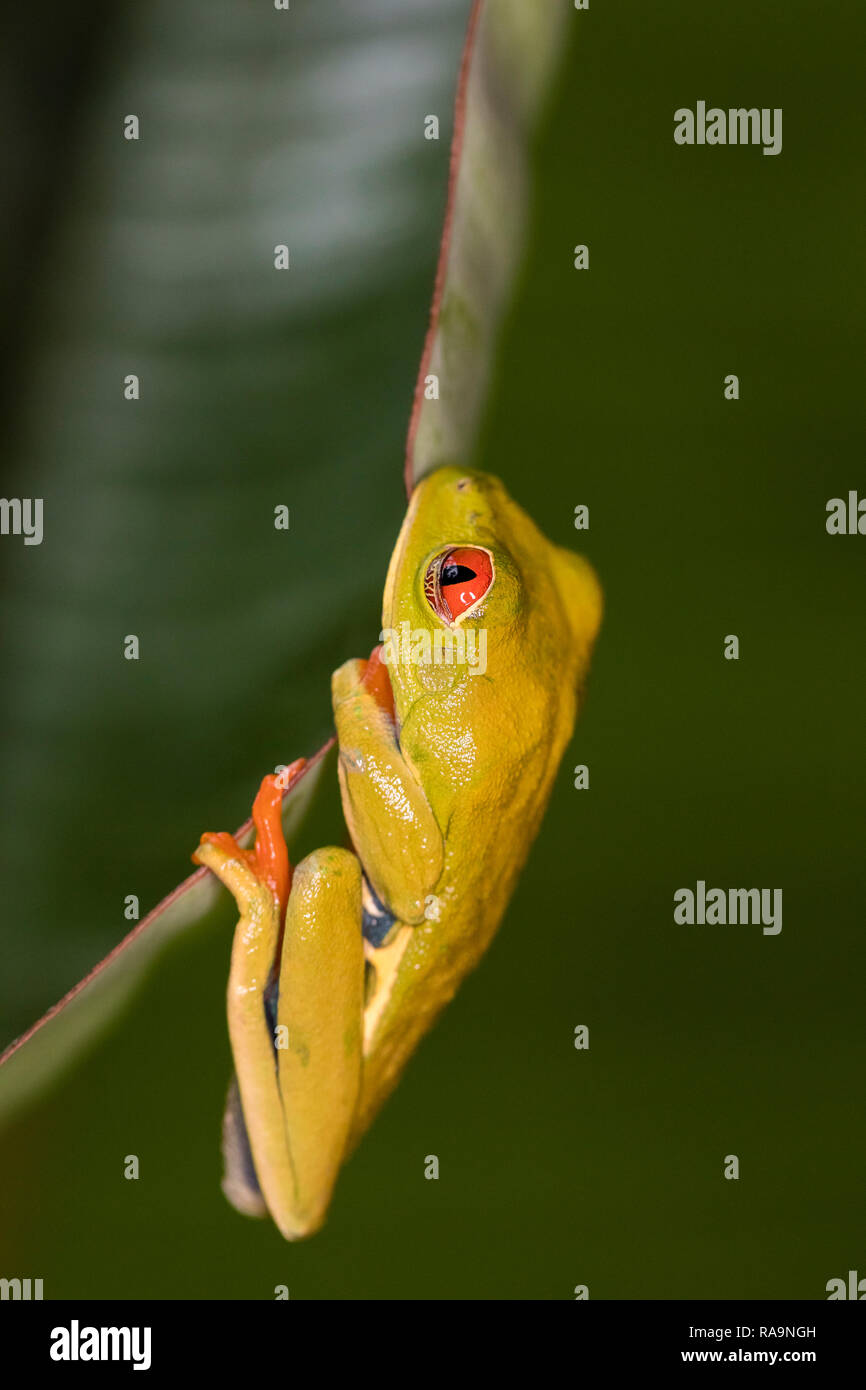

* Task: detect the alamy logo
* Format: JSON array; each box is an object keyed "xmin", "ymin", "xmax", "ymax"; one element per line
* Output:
[
  {"xmin": 0, "ymin": 497, "xmax": 43, "ymax": 545},
  {"xmin": 0, "ymin": 1276, "xmax": 43, "ymax": 1299},
  {"xmin": 674, "ymin": 881, "xmax": 782, "ymax": 935},
  {"xmin": 380, "ymin": 621, "xmax": 487, "ymax": 676},
  {"xmin": 674, "ymin": 103, "xmax": 782, "ymax": 156},
  {"xmin": 826, "ymin": 492, "xmax": 866, "ymax": 535},
  {"xmin": 50, "ymin": 1320, "xmax": 152, "ymax": 1371},
  {"xmin": 826, "ymin": 1270, "xmax": 866, "ymax": 1299}
]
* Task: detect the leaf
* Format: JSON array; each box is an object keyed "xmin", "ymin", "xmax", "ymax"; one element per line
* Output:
[
  {"xmin": 0, "ymin": 2, "xmax": 475, "ymax": 1119},
  {"xmin": 405, "ymin": 0, "xmax": 566, "ymax": 491},
  {"xmin": 0, "ymin": 0, "xmax": 562, "ymax": 1127},
  {"xmin": 0, "ymin": 743, "xmax": 335, "ymax": 1125}
]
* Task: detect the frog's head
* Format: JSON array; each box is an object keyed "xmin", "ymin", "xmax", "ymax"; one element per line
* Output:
[{"xmin": 381, "ymin": 466, "xmax": 602, "ymax": 725}]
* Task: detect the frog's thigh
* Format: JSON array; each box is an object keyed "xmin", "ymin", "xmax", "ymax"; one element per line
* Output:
[{"xmin": 275, "ymin": 846, "xmax": 364, "ymax": 1239}]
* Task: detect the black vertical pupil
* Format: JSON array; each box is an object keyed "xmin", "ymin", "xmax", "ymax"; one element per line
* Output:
[{"xmin": 441, "ymin": 562, "xmax": 476, "ymax": 585}]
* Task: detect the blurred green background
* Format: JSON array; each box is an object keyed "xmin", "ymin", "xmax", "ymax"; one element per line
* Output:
[{"xmin": 1, "ymin": 0, "xmax": 864, "ymax": 1298}]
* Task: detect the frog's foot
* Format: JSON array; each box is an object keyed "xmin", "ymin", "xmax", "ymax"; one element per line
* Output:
[
  {"xmin": 192, "ymin": 759, "xmax": 306, "ymax": 920},
  {"xmin": 331, "ymin": 643, "xmax": 396, "ymax": 722},
  {"xmin": 359, "ymin": 644, "xmax": 395, "ymax": 723}
]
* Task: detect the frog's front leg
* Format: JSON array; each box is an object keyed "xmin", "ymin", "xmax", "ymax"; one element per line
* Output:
[
  {"xmin": 194, "ymin": 777, "xmax": 364, "ymax": 1241},
  {"xmin": 333, "ymin": 648, "xmax": 443, "ymax": 925}
]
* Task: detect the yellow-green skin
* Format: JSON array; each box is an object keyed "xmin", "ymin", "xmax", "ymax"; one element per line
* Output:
[{"xmin": 197, "ymin": 467, "xmax": 601, "ymax": 1239}]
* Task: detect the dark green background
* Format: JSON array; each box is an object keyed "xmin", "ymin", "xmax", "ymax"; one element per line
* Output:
[{"xmin": 1, "ymin": 0, "xmax": 863, "ymax": 1298}]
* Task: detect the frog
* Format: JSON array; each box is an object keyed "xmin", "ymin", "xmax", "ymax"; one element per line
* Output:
[{"xmin": 193, "ymin": 465, "xmax": 601, "ymax": 1239}]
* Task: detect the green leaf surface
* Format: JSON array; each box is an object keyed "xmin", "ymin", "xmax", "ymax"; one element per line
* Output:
[
  {"xmin": 406, "ymin": 0, "xmax": 566, "ymax": 489},
  {"xmin": 0, "ymin": 0, "xmax": 473, "ymax": 1098},
  {"xmin": 0, "ymin": 743, "xmax": 335, "ymax": 1124},
  {"xmin": 0, "ymin": 0, "xmax": 554, "ymax": 1122}
]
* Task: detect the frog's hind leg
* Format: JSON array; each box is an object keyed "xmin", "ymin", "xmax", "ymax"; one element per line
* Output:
[
  {"xmin": 194, "ymin": 832, "xmax": 299, "ymax": 1234},
  {"xmin": 195, "ymin": 777, "xmax": 365, "ymax": 1240},
  {"xmin": 273, "ymin": 846, "xmax": 364, "ymax": 1236}
]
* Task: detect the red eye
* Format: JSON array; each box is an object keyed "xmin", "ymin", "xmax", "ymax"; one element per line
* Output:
[{"xmin": 425, "ymin": 546, "xmax": 494, "ymax": 622}]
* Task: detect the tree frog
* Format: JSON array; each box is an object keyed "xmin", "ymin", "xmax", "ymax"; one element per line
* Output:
[{"xmin": 193, "ymin": 466, "xmax": 601, "ymax": 1239}]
